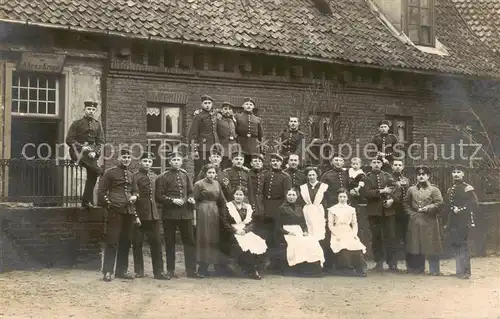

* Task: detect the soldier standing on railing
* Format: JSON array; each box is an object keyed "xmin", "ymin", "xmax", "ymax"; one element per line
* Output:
[
  {"xmin": 445, "ymin": 165, "xmax": 478, "ymax": 280},
  {"xmin": 371, "ymin": 120, "xmax": 398, "ymax": 173},
  {"xmin": 66, "ymin": 100, "xmax": 104, "ymax": 208},
  {"xmin": 97, "ymin": 148, "xmax": 140, "ymax": 282}
]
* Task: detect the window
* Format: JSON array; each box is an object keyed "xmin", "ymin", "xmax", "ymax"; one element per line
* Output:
[
  {"xmin": 405, "ymin": 0, "xmax": 435, "ymax": 46},
  {"xmin": 307, "ymin": 112, "xmax": 340, "ymax": 165},
  {"xmin": 11, "ymin": 72, "xmax": 59, "ymax": 116},
  {"xmin": 146, "ymin": 103, "xmax": 184, "ymax": 174},
  {"xmin": 386, "ymin": 115, "xmax": 413, "ymax": 162}
]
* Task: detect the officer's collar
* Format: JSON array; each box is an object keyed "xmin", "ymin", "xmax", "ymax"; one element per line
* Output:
[
  {"xmin": 417, "ymin": 181, "xmax": 429, "ymax": 189},
  {"xmin": 453, "ymin": 179, "xmax": 465, "ymax": 185},
  {"xmin": 288, "ymin": 127, "xmax": 299, "ymax": 132},
  {"xmin": 84, "ymin": 115, "xmax": 93, "ymax": 120}
]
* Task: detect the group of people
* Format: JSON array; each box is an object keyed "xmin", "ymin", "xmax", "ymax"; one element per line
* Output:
[{"xmin": 67, "ymin": 98, "xmax": 479, "ymax": 283}]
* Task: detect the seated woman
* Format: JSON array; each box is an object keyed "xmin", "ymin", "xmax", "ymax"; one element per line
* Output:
[
  {"xmin": 275, "ymin": 188, "xmax": 325, "ymax": 277},
  {"xmin": 222, "ymin": 186, "xmax": 267, "ymax": 280},
  {"xmin": 327, "ymin": 188, "xmax": 367, "ymax": 277}
]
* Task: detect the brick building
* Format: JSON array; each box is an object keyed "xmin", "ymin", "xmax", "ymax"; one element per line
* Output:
[{"xmin": 1, "ymin": 0, "xmax": 500, "ymax": 200}]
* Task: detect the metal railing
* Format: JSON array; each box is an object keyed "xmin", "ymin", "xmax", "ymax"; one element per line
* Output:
[{"xmin": 0, "ymin": 159, "xmax": 85, "ymax": 207}]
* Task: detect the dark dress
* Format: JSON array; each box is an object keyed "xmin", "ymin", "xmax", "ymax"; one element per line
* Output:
[
  {"xmin": 222, "ymin": 201, "xmax": 266, "ymax": 275},
  {"xmin": 275, "ymin": 202, "xmax": 323, "ymax": 276},
  {"xmin": 193, "ymin": 178, "xmax": 226, "ymax": 267}
]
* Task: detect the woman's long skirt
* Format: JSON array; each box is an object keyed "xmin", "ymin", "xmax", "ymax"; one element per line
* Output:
[{"xmin": 196, "ymin": 201, "xmax": 223, "ymax": 264}]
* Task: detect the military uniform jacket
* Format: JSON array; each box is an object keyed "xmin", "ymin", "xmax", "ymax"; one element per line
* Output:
[
  {"xmin": 155, "ymin": 168, "xmax": 194, "ymax": 220},
  {"xmin": 279, "ymin": 128, "xmax": 305, "ymax": 158},
  {"xmin": 66, "ymin": 116, "xmax": 104, "ymax": 160},
  {"xmin": 392, "ymin": 173, "xmax": 410, "ymax": 213},
  {"xmin": 247, "ymin": 168, "xmax": 266, "ymax": 217},
  {"xmin": 97, "ymin": 164, "xmax": 136, "ymax": 214},
  {"xmin": 263, "ymin": 169, "xmax": 292, "ymax": 201},
  {"xmin": 371, "ymin": 133, "xmax": 399, "ymax": 162},
  {"xmin": 320, "ymin": 168, "xmax": 350, "ymax": 206},
  {"xmin": 404, "ymin": 182, "xmax": 444, "ymax": 255},
  {"xmin": 133, "ymin": 169, "xmax": 160, "ymax": 221},
  {"xmin": 361, "ymin": 170, "xmax": 400, "ymax": 216},
  {"xmin": 235, "ymin": 112, "xmax": 263, "ymax": 154},
  {"xmin": 217, "ymin": 114, "xmax": 237, "ymax": 156},
  {"xmin": 284, "ymin": 167, "xmax": 307, "ymax": 189},
  {"xmin": 446, "ymin": 182, "xmax": 478, "ymax": 234},
  {"xmin": 187, "ymin": 109, "xmax": 219, "ymax": 150},
  {"xmin": 220, "ymin": 166, "xmax": 249, "ymax": 201}
]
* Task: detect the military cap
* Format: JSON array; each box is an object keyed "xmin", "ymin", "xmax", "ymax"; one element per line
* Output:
[
  {"xmin": 451, "ymin": 164, "xmax": 468, "ymax": 172},
  {"xmin": 371, "ymin": 155, "xmax": 384, "ymax": 162},
  {"xmin": 140, "ymin": 151, "xmax": 155, "ymax": 160},
  {"xmin": 269, "ymin": 153, "xmax": 284, "ymax": 162},
  {"xmin": 120, "ymin": 148, "xmax": 131, "ymax": 156},
  {"xmin": 210, "ymin": 148, "xmax": 222, "ymax": 156},
  {"xmin": 201, "ymin": 94, "xmax": 214, "ymax": 102},
  {"xmin": 167, "ymin": 151, "xmax": 184, "ymax": 160},
  {"xmin": 84, "ymin": 100, "xmax": 98, "ymax": 108},
  {"xmin": 231, "ymin": 150, "xmax": 244, "ymax": 159},
  {"xmin": 378, "ymin": 120, "xmax": 391, "ymax": 127},
  {"xmin": 251, "ymin": 153, "xmax": 264, "ymax": 161},
  {"xmin": 221, "ymin": 101, "xmax": 234, "ymax": 108},
  {"xmin": 415, "ymin": 165, "xmax": 431, "ymax": 175},
  {"xmin": 243, "ymin": 97, "xmax": 256, "ymax": 105}
]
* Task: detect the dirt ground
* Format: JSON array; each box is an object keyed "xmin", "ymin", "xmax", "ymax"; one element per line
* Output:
[{"xmin": 1, "ymin": 252, "xmax": 500, "ymax": 319}]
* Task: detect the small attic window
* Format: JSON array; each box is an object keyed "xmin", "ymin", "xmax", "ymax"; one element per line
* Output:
[
  {"xmin": 404, "ymin": 0, "xmax": 435, "ymax": 47},
  {"xmin": 311, "ymin": 0, "xmax": 332, "ymax": 15}
]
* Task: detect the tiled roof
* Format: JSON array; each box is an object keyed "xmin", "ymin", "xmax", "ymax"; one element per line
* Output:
[
  {"xmin": 0, "ymin": 0, "xmax": 499, "ymax": 78},
  {"xmin": 452, "ymin": 0, "xmax": 500, "ymax": 52}
]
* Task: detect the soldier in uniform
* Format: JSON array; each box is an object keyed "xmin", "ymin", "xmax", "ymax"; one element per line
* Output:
[
  {"xmin": 445, "ymin": 165, "xmax": 478, "ymax": 279},
  {"xmin": 97, "ymin": 148, "xmax": 139, "ymax": 282},
  {"xmin": 155, "ymin": 152, "xmax": 203, "ymax": 279},
  {"xmin": 217, "ymin": 101, "xmax": 237, "ymax": 169},
  {"xmin": 196, "ymin": 149, "xmax": 223, "ymax": 182},
  {"xmin": 391, "ymin": 159, "xmax": 411, "ymax": 266},
  {"xmin": 187, "ymin": 95, "xmax": 220, "ymax": 177},
  {"xmin": 319, "ymin": 153, "xmax": 350, "ymax": 272},
  {"xmin": 247, "ymin": 153, "xmax": 266, "ymax": 218},
  {"xmin": 235, "ymin": 97, "xmax": 264, "ymax": 167},
  {"xmin": 404, "ymin": 166, "xmax": 444, "ymax": 275},
  {"xmin": 283, "ymin": 153, "xmax": 307, "ymax": 189},
  {"xmin": 131, "ymin": 152, "xmax": 169, "ymax": 280},
  {"xmin": 262, "ymin": 153, "xmax": 292, "ymax": 268},
  {"xmin": 66, "ymin": 100, "xmax": 104, "ymax": 208},
  {"xmin": 220, "ymin": 151, "xmax": 250, "ymax": 201},
  {"xmin": 371, "ymin": 120, "xmax": 399, "ymax": 173},
  {"xmin": 361, "ymin": 156, "xmax": 401, "ymax": 272},
  {"xmin": 279, "ymin": 117, "xmax": 305, "ymax": 166}
]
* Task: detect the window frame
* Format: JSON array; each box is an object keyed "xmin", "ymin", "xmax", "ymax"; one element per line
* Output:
[
  {"xmin": 385, "ymin": 115, "xmax": 413, "ymax": 163},
  {"xmin": 404, "ymin": 0, "xmax": 436, "ymax": 47},
  {"xmin": 11, "ymin": 72, "xmax": 60, "ymax": 118}
]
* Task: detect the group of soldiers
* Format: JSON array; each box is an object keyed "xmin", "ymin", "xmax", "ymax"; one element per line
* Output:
[{"xmin": 67, "ymin": 98, "xmax": 478, "ymax": 281}]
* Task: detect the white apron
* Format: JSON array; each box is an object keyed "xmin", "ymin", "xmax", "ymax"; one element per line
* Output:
[
  {"xmin": 227, "ymin": 202, "xmax": 267, "ymax": 255},
  {"xmin": 283, "ymin": 225, "xmax": 325, "ymax": 267},
  {"xmin": 300, "ymin": 182, "xmax": 328, "ymax": 240},
  {"xmin": 327, "ymin": 204, "xmax": 367, "ymax": 254}
]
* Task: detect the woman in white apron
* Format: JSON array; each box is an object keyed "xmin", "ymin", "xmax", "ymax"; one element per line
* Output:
[
  {"xmin": 299, "ymin": 167, "xmax": 328, "ymax": 241},
  {"xmin": 275, "ymin": 188, "xmax": 325, "ymax": 276},
  {"xmin": 222, "ymin": 186, "xmax": 267, "ymax": 280},
  {"xmin": 327, "ymin": 188, "xmax": 367, "ymax": 277}
]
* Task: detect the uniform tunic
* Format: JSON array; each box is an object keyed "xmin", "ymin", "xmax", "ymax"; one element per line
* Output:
[
  {"xmin": 446, "ymin": 181, "xmax": 478, "ymax": 245},
  {"xmin": 404, "ymin": 182, "xmax": 444, "ymax": 255},
  {"xmin": 362, "ymin": 170, "xmax": 400, "ymax": 216},
  {"xmin": 320, "ymin": 168, "xmax": 349, "ymax": 207},
  {"xmin": 235, "ymin": 111, "xmax": 263, "ymax": 155},
  {"xmin": 247, "ymin": 168, "xmax": 266, "ymax": 217},
  {"xmin": 155, "ymin": 168, "xmax": 194, "ymax": 220},
  {"xmin": 279, "ymin": 128, "xmax": 305, "ymax": 158},
  {"xmin": 393, "ymin": 172, "xmax": 411, "ymax": 243},
  {"xmin": 220, "ymin": 166, "xmax": 249, "ymax": 201},
  {"xmin": 187, "ymin": 109, "xmax": 219, "ymax": 151},
  {"xmin": 98, "ymin": 164, "xmax": 136, "ymax": 214},
  {"xmin": 66, "ymin": 116, "xmax": 104, "ymax": 160},
  {"xmin": 193, "ymin": 178, "xmax": 226, "ymax": 264},
  {"xmin": 133, "ymin": 169, "xmax": 160, "ymax": 220},
  {"xmin": 263, "ymin": 169, "xmax": 292, "ymax": 218},
  {"xmin": 284, "ymin": 167, "xmax": 307, "ymax": 189},
  {"xmin": 217, "ymin": 113, "xmax": 237, "ymax": 157},
  {"xmin": 371, "ymin": 133, "xmax": 399, "ymax": 164}
]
